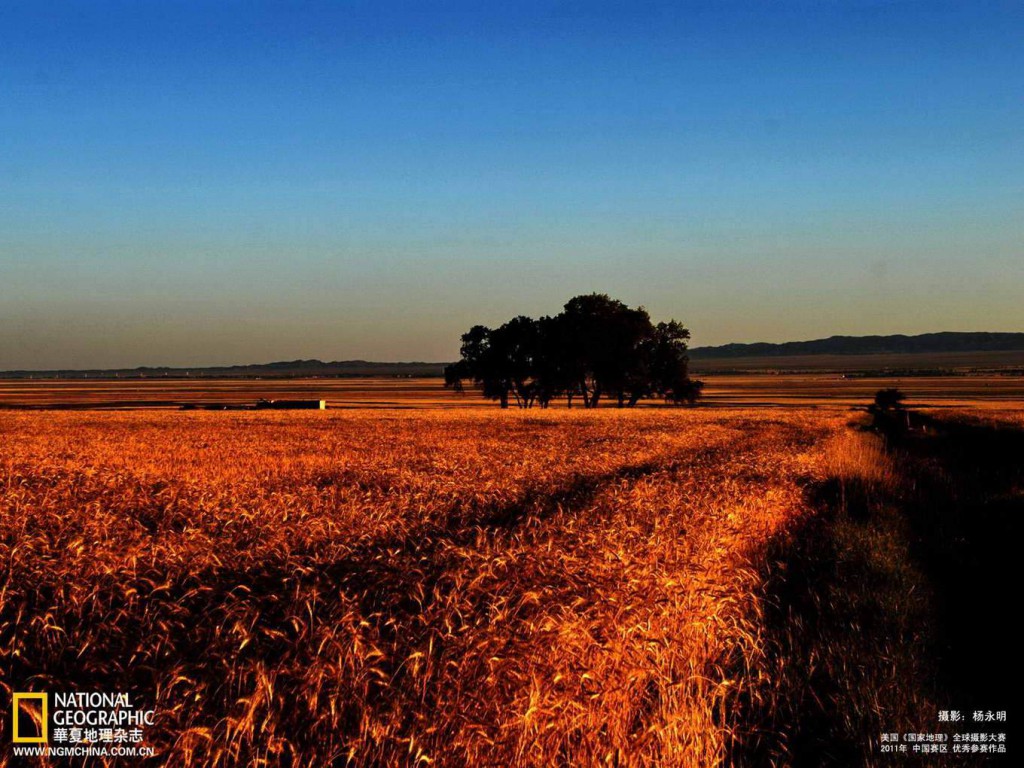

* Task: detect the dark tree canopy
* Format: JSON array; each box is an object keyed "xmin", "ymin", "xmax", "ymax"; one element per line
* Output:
[
  {"xmin": 871, "ymin": 388, "xmax": 907, "ymax": 413},
  {"xmin": 445, "ymin": 294, "xmax": 703, "ymax": 408}
]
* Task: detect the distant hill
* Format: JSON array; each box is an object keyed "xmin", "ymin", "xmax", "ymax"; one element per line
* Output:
[
  {"xmin": 690, "ymin": 332, "xmax": 1024, "ymax": 359},
  {"xmin": 0, "ymin": 360, "xmax": 447, "ymax": 380},
  {"xmin": 6, "ymin": 333, "xmax": 1024, "ymax": 379}
]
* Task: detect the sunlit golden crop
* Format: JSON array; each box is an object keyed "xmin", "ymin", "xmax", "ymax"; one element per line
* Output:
[{"xmin": 3, "ymin": 409, "xmax": 854, "ymax": 766}]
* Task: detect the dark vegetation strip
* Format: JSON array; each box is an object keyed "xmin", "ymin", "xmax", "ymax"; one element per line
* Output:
[
  {"xmin": 730, "ymin": 412, "xmax": 1021, "ymax": 766},
  {"xmin": 895, "ymin": 414, "xmax": 1020, "ymax": 729}
]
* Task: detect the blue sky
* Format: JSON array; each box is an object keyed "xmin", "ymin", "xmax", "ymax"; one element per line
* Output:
[{"xmin": 1, "ymin": 1, "xmax": 1022, "ymax": 368}]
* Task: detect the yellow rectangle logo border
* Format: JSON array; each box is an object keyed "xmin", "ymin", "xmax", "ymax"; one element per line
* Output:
[{"xmin": 12, "ymin": 692, "xmax": 48, "ymax": 743}]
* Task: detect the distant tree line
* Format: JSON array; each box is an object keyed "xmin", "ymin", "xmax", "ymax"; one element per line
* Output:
[{"xmin": 445, "ymin": 294, "xmax": 703, "ymax": 408}]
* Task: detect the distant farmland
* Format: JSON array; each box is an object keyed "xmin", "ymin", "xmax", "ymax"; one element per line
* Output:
[{"xmin": 1, "ymin": 371, "xmax": 1022, "ymax": 410}]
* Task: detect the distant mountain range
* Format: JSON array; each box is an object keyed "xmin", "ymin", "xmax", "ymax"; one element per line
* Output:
[
  {"xmin": 688, "ymin": 332, "xmax": 1024, "ymax": 359},
  {"xmin": 0, "ymin": 360, "xmax": 447, "ymax": 379},
  {"xmin": 4, "ymin": 333, "xmax": 1024, "ymax": 378}
]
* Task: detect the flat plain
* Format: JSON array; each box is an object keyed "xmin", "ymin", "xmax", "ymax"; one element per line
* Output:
[{"xmin": 1, "ymin": 372, "xmax": 1023, "ymax": 410}]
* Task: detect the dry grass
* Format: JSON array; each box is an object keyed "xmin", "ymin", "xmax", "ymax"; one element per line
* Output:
[
  {"xmin": 2, "ymin": 408, "xmax": 896, "ymax": 766},
  {"xmin": 733, "ymin": 425, "xmax": 946, "ymax": 766},
  {"xmin": 819, "ymin": 429, "xmax": 898, "ymax": 491}
]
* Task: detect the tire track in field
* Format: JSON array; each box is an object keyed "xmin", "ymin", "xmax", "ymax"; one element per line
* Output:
[{"xmin": 250, "ymin": 423, "xmax": 816, "ymax": 765}]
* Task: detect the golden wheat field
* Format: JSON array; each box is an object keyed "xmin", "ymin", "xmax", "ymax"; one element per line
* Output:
[{"xmin": 0, "ymin": 408, "xmax": 933, "ymax": 766}]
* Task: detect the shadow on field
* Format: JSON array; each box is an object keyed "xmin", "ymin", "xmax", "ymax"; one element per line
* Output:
[
  {"xmin": 731, "ymin": 413, "xmax": 1021, "ymax": 766},
  {"xmin": 898, "ymin": 415, "xmax": 1021, "ymax": 719},
  {"xmin": 729, "ymin": 485, "xmax": 925, "ymax": 766},
  {"xmin": 284, "ymin": 449, "xmax": 724, "ymax": 673}
]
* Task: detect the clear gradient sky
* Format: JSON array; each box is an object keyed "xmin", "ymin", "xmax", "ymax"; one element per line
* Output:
[{"xmin": 2, "ymin": 1, "xmax": 1022, "ymax": 369}]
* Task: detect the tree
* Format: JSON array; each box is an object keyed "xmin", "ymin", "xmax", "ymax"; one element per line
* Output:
[
  {"xmin": 443, "ymin": 318, "xmax": 542, "ymax": 408},
  {"xmin": 871, "ymin": 388, "xmax": 906, "ymax": 413},
  {"xmin": 556, "ymin": 294, "xmax": 636, "ymax": 407},
  {"xmin": 445, "ymin": 294, "xmax": 703, "ymax": 409},
  {"xmin": 649, "ymin": 321, "xmax": 703, "ymax": 404}
]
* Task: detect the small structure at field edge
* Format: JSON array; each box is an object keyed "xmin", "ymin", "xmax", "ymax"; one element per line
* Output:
[{"xmin": 255, "ymin": 399, "xmax": 327, "ymax": 410}]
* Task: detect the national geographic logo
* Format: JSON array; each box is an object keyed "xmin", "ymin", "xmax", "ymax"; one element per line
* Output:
[
  {"xmin": 11, "ymin": 693, "xmax": 48, "ymax": 743},
  {"xmin": 9, "ymin": 691, "xmax": 157, "ymax": 759}
]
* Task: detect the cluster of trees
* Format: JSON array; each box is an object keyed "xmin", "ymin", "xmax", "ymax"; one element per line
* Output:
[{"xmin": 445, "ymin": 294, "xmax": 703, "ymax": 408}]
